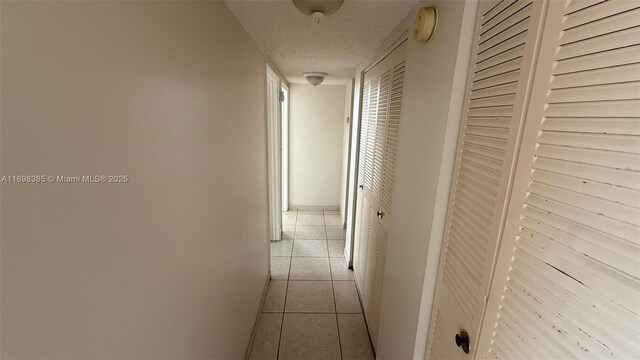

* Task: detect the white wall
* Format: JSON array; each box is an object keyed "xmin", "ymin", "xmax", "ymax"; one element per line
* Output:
[
  {"xmin": 1, "ymin": 2, "xmax": 269, "ymax": 359},
  {"xmin": 346, "ymin": 0, "xmax": 478, "ymax": 358},
  {"xmin": 289, "ymin": 84, "xmax": 346, "ymax": 208}
]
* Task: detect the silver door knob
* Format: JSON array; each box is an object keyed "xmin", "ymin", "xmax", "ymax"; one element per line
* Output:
[{"xmin": 376, "ymin": 210, "xmax": 384, "ymax": 219}]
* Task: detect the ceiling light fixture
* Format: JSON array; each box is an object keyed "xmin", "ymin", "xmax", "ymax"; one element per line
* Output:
[
  {"xmin": 304, "ymin": 72, "xmax": 327, "ymax": 87},
  {"xmin": 292, "ymin": 0, "xmax": 344, "ymax": 23}
]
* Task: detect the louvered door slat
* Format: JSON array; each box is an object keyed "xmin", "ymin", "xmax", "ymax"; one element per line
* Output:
[
  {"xmin": 372, "ymin": 71, "xmax": 390, "ymax": 199},
  {"xmin": 363, "ymin": 78, "xmax": 379, "ymax": 190},
  {"xmin": 476, "ymin": 31, "xmax": 529, "ymax": 63},
  {"xmin": 531, "ymin": 168, "xmax": 640, "ymax": 209},
  {"xmin": 521, "ymin": 204, "xmax": 640, "ymax": 271},
  {"xmin": 481, "ymin": 2, "xmax": 532, "ymax": 42},
  {"xmin": 380, "ymin": 62, "xmax": 405, "ymax": 216},
  {"xmin": 535, "ymin": 156, "xmax": 640, "ymax": 189},
  {"xmin": 482, "ymin": 0, "xmax": 526, "ymax": 28},
  {"xmin": 481, "ymin": 1, "xmax": 640, "ymax": 358},
  {"xmin": 353, "ymin": 79, "xmax": 372, "ymax": 289},
  {"xmin": 560, "ymin": 7, "xmax": 640, "ymax": 44},
  {"xmin": 369, "ymin": 224, "xmax": 388, "ymax": 347},
  {"xmin": 358, "ymin": 81, "xmax": 372, "ymax": 185},
  {"xmin": 470, "ymin": 67, "xmax": 521, "ymax": 91},
  {"xmin": 565, "ymin": 0, "xmax": 606, "ymax": 14},
  {"xmin": 553, "ymin": 63, "xmax": 640, "ymax": 88},
  {"xmin": 427, "ymin": 0, "xmax": 545, "ymax": 358},
  {"xmin": 562, "ymin": 0, "xmax": 640, "ymax": 29},
  {"xmin": 361, "ymin": 199, "xmax": 375, "ymax": 313},
  {"xmin": 554, "ymin": 44, "xmax": 640, "ymax": 73},
  {"xmin": 474, "ymin": 57, "xmax": 523, "ymax": 81},
  {"xmin": 558, "ymin": 26, "xmax": 640, "ymax": 59},
  {"xmin": 477, "ymin": 15, "xmax": 530, "ymax": 55},
  {"xmin": 362, "ymin": 201, "xmax": 378, "ymax": 317},
  {"xmin": 541, "ymin": 117, "xmax": 640, "ymax": 135},
  {"xmin": 511, "ymin": 249, "xmax": 640, "ymax": 336}
]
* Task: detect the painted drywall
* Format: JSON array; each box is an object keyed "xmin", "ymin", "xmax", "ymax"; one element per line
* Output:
[
  {"xmin": 339, "ymin": 80, "xmax": 355, "ymax": 224},
  {"xmin": 375, "ymin": 1, "xmax": 477, "ymax": 358},
  {"xmin": 345, "ymin": 0, "xmax": 478, "ymax": 358},
  {"xmin": 289, "ymin": 84, "xmax": 346, "ymax": 208},
  {"xmin": 1, "ymin": 2, "xmax": 269, "ymax": 359}
]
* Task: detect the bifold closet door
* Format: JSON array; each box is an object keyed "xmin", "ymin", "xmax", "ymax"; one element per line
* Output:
[
  {"xmin": 353, "ymin": 40, "xmax": 406, "ymax": 349},
  {"xmin": 478, "ymin": 0, "xmax": 640, "ymax": 358},
  {"xmin": 426, "ymin": 0, "xmax": 546, "ymax": 358}
]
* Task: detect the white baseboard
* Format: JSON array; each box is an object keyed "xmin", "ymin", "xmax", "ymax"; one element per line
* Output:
[{"xmin": 289, "ymin": 205, "xmax": 340, "ymax": 211}]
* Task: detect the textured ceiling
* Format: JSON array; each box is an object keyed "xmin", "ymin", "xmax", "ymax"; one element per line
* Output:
[{"xmin": 225, "ymin": 0, "xmax": 417, "ymax": 84}]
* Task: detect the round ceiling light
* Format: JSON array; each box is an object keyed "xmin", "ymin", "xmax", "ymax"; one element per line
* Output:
[
  {"xmin": 292, "ymin": 0, "xmax": 345, "ymax": 18},
  {"xmin": 304, "ymin": 72, "xmax": 328, "ymax": 87}
]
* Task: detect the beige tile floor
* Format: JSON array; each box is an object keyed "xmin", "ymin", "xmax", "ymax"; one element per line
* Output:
[{"xmin": 249, "ymin": 209, "xmax": 374, "ymax": 360}]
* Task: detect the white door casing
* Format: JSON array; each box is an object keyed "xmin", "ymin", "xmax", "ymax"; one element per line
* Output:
[
  {"xmin": 266, "ymin": 65, "xmax": 282, "ymax": 241},
  {"xmin": 281, "ymin": 84, "xmax": 289, "ymax": 212}
]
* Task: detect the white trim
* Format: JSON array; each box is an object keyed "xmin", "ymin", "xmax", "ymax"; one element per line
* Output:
[
  {"xmin": 266, "ymin": 65, "xmax": 282, "ymax": 241},
  {"xmin": 340, "ymin": 79, "xmax": 355, "ymax": 226},
  {"xmin": 281, "ymin": 83, "xmax": 289, "ymax": 212}
]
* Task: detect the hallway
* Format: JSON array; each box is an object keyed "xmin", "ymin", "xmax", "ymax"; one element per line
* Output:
[{"xmin": 249, "ymin": 209, "xmax": 373, "ymax": 360}]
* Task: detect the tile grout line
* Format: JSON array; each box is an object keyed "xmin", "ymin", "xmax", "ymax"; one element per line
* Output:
[
  {"xmin": 327, "ymin": 222, "xmax": 344, "ymax": 360},
  {"xmin": 274, "ymin": 211, "xmax": 349, "ymax": 359},
  {"xmin": 275, "ymin": 211, "xmax": 296, "ymax": 360},
  {"xmin": 266, "ymin": 311, "xmax": 364, "ymax": 315},
  {"xmin": 275, "ymin": 278, "xmax": 352, "ymax": 282},
  {"xmin": 252, "ymin": 210, "xmax": 293, "ymax": 360}
]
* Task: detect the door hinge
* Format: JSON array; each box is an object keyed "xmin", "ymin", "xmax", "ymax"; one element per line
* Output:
[{"xmin": 279, "ymin": 91, "xmax": 285, "ymax": 103}]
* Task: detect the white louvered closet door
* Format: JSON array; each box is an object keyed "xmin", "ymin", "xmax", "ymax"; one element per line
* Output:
[
  {"xmin": 354, "ymin": 76, "xmax": 371, "ymax": 293},
  {"xmin": 426, "ymin": 1, "xmax": 546, "ymax": 358},
  {"xmin": 353, "ymin": 40, "xmax": 406, "ymax": 349},
  {"xmin": 478, "ymin": 0, "xmax": 640, "ymax": 358}
]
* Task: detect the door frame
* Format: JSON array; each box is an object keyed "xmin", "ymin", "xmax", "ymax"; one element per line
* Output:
[
  {"xmin": 281, "ymin": 83, "xmax": 289, "ymax": 212},
  {"xmin": 266, "ymin": 64, "xmax": 282, "ymax": 241},
  {"xmin": 341, "ymin": 79, "xmax": 355, "ymax": 227}
]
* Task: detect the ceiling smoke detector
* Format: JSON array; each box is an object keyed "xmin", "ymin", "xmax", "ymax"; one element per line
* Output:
[
  {"xmin": 292, "ymin": 0, "xmax": 344, "ymax": 23},
  {"xmin": 304, "ymin": 72, "xmax": 327, "ymax": 87}
]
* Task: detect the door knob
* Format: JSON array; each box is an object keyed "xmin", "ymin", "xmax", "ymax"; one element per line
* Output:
[
  {"xmin": 359, "ymin": 184, "xmax": 363, "ymax": 189},
  {"xmin": 376, "ymin": 210, "xmax": 384, "ymax": 219},
  {"xmin": 455, "ymin": 329, "xmax": 470, "ymax": 354}
]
